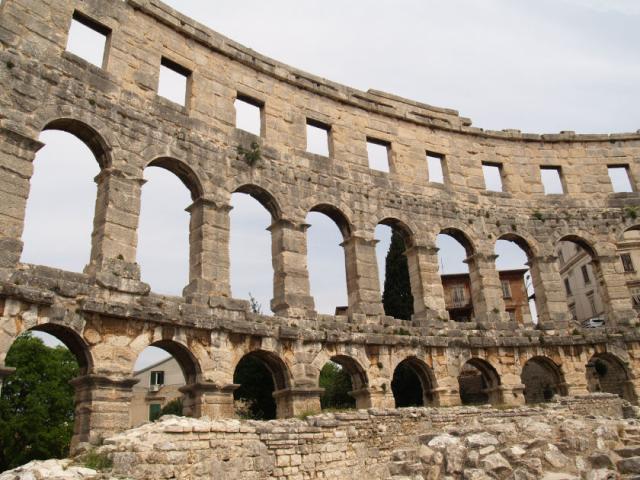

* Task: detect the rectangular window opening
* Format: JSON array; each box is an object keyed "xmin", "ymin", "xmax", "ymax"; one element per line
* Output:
[
  {"xmin": 564, "ymin": 278, "xmax": 572, "ymax": 296},
  {"xmin": 452, "ymin": 284, "xmax": 466, "ymax": 307},
  {"xmin": 581, "ymin": 265, "xmax": 591, "ymax": 284},
  {"xmin": 150, "ymin": 371, "xmax": 165, "ymax": 387},
  {"xmin": 149, "ymin": 404, "xmax": 162, "ymax": 421},
  {"xmin": 540, "ymin": 166, "xmax": 564, "ymax": 194},
  {"xmin": 481, "ymin": 162, "xmax": 503, "ymax": 192},
  {"xmin": 234, "ymin": 94, "xmax": 263, "ymax": 136},
  {"xmin": 427, "ymin": 152, "xmax": 445, "ymax": 184},
  {"xmin": 366, "ymin": 138, "xmax": 390, "ymax": 173},
  {"xmin": 65, "ymin": 11, "xmax": 110, "ymax": 68},
  {"xmin": 306, "ymin": 119, "xmax": 330, "ymax": 157},
  {"xmin": 158, "ymin": 57, "xmax": 191, "ymax": 107},
  {"xmin": 501, "ymin": 280, "xmax": 512, "ymax": 299},
  {"xmin": 621, "ymin": 253, "xmax": 635, "ymax": 273},
  {"xmin": 608, "ymin": 165, "xmax": 634, "ymax": 193}
]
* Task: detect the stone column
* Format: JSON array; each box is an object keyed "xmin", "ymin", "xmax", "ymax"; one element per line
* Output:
[
  {"xmin": 269, "ymin": 219, "xmax": 316, "ymax": 317},
  {"xmin": 69, "ymin": 375, "xmax": 139, "ymax": 452},
  {"xmin": 179, "ymin": 382, "xmax": 238, "ymax": 418},
  {"xmin": 498, "ymin": 383, "xmax": 526, "ymax": 406},
  {"xmin": 85, "ymin": 169, "xmax": 146, "ymax": 286},
  {"xmin": 183, "ymin": 199, "xmax": 232, "ymax": 301},
  {"xmin": 367, "ymin": 388, "xmax": 396, "ymax": 409},
  {"xmin": 404, "ymin": 244, "xmax": 448, "ymax": 321},
  {"xmin": 594, "ymin": 254, "xmax": 637, "ymax": 326},
  {"xmin": 0, "ymin": 128, "xmax": 43, "ymax": 275},
  {"xmin": 465, "ymin": 252, "xmax": 509, "ymax": 323},
  {"xmin": 272, "ymin": 387, "xmax": 324, "ymax": 418},
  {"xmin": 341, "ymin": 234, "xmax": 384, "ymax": 317},
  {"xmin": 527, "ymin": 254, "xmax": 570, "ymax": 328},
  {"xmin": 432, "ymin": 386, "xmax": 461, "ymax": 407}
]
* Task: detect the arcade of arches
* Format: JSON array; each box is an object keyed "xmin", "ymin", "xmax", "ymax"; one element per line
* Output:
[{"xmin": 2, "ymin": 0, "xmax": 640, "ymax": 453}]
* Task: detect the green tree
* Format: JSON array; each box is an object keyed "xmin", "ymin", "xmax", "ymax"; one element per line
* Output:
[
  {"xmin": 382, "ymin": 230, "xmax": 414, "ymax": 320},
  {"xmin": 319, "ymin": 362, "xmax": 354, "ymax": 410},
  {"xmin": 0, "ymin": 333, "xmax": 79, "ymax": 471},
  {"xmin": 233, "ymin": 356, "xmax": 276, "ymax": 420}
]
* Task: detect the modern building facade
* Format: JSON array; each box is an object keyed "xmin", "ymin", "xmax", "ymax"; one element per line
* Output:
[
  {"xmin": 130, "ymin": 356, "xmax": 185, "ymax": 427},
  {"xmin": 441, "ymin": 269, "xmax": 532, "ymax": 324}
]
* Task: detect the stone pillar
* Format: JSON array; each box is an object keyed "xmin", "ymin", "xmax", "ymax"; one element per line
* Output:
[
  {"xmin": 367, "ymin": 388, "xmax": 396, "ymax": 409},
  {"xmin": 0, "ymin": 365, "xmax": 16, "ymax": 396},
  {"xmin": 498, "ymin": 383, "xmax": 526, "ymax": 406},
  {"xmin": 594, "ymin": 255, "xmax": 637, "ymax": 326},
  {"xmin": 179, "ymin": 382, "xmax": 238, "ymax": 418},
  {"xmin": 69, "ymin": 375, "xmax": 139, "ymax": 452},
  {"xmin": 0, "ymin": 128, "xmax": 43, "ymax": 275},
  {"xmin": 183, "ymin": 199, "xmax": 232, "ymax": 300},
  {"xmin": 341, "ymin": 234, "xmax": 384, "ymax": 317},
  {"xmin": 465, "ymin": 252, "xmax": 509, "ymax": 323},
  {"xmin": 269, "ymin": 219, "xmax": 316, "ymax": 317},
  {"xmin": 433, "ymin": 387, "xmax": 461, "ymax": 407},
  {"xmin": 404, "ymin": 244, "xmax": 448, "ymax": 321},
  {"xmin": 85, "ymin": 169, "xmax": 147, "ymax": 290},
  {"xmin": 527, "ymin": 255, "xmax": 570, "ymax": 328},
  {"xmin": 272, "ymin": 387, "xmax": 324, "ymax": 418}
]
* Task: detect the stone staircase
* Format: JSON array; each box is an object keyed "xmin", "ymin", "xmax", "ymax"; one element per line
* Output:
[{"xmin": 617, "ymin": 422, "xmax": 640, "ymax": 479}]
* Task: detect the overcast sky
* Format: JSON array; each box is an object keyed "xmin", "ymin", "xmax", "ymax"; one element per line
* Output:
[{"xmin": 22, "ymin": 0, "xmax": 640, "ymax": 368}]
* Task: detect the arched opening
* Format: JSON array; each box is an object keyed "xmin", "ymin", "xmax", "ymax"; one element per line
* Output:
[
  {"xmin": 230, "ymin": 186, "xmax": 279, "ymax": 314},
  {"xmin": 521, "ymin": 356, "xmax": 567, "ymax": 403},
  {"xmin": 319, "ymin": 355, "xmax": 369, "ymax": 410},
  {"xmin": 138, "ymin": 160, "xmax": 198, "ymax": 295},
  {"xmin": 458, "ymin": 358, "xmax": 501, "ymax": 405},
  {"xmin": 617, "ymin": 227, "xmax": 640, "ymax": 313},
  {"xmin": 391, "ymin": 357, "xmax": 437, "ymax": 408},
  {"xmin": 437, "ymin": 229, "xmax": 473, "ymax": 322},
  {"xmin": 376, "ymin": 219, "xmax": 415, "ymax": 320},
  {"xmin": 233, "ymin": 350, "xmax": 290, "ymax": 420},
  {"xmin": 555, "ymin": 236, "xmax": 605, "ymax": 326},
  {"xmin": 586, "ymin": 353, "xmax": 635, "ymax": 402},
  {"xmin": 21, "ymin": 129, "xmax": 101, "ymax": 272},
  {"xmin": 495, "ymin": 235, "xmax": 536, "ymax": 325},
  {"xmin": 306, "ymin": 204, "xmax": 351, "ymax": 315},
  {"xmin": 0, "ymin": 327, "xmax": 89, "ymax": 471},
  {"xmin": 131, "ymin": 341, "xmax": 198, "ymax": 426}
]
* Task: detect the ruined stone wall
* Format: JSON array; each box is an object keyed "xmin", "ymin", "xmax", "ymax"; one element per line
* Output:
[
  {"xmin": 0, "ymin": 0, "xmax": 640, "ymax": 449},
  {"xmin": 99, "ymin": 395, "xmax": 629, "ymax": 479}
]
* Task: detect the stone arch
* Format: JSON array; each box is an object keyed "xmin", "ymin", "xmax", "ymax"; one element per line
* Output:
[
  {"xmin": 19, "ymin": 324, "xmax": 93, "ymax": 375},
  {"xmin": 497, "ymin": 233, "xmax": 536, "ymax": 259},
  {"xmin": 458, "ymin": 358, "xmax": 502, "ymax": 405},
  {"xmin": 391, "ymin": 356, "xmax": 438, "ymax": 407},
  {"xmin": 3, "ymin": 324, "xmax": 95, "ymax": 450},
  {"xmin": 586, "ymin": 352, "xmax": 636, "ymax": 402},
  {"xmin": 378, "ymin": 217, "xmax": 416, "ymax": 248},
  {"xmin": 439, "ymin": 227, "xmax": 476, "ymax": 256},
  {"xmin": 146, "ymin": 157, "xmax": 204, "ymax": 201},
  {"xmin": 521, "ymin": 356, "xmax": 567, "ymax": 403},
  {"xmin": 142, "ymin": 339, "xmax": 201, "ymax": 384},
  {"xmin": 309, "ymin": 204, "xmax": 353, "ymax": 240},
  {"xmin": 233, "ymin": 349, "xmax": 293, "ymax": 419},
  {"xmin": 41, "ymin": 117, "xmax": 112, "ymax": 169},
  {"xmin": 234, "ymin": 184, "xmax": 282, "ymax": 220},
  {"xmin": 319, "ymin": 354, "xmax": 370, "ymax": 410}
]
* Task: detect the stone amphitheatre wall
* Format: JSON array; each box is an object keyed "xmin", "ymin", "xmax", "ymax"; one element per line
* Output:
[{"xmin": 1, "ymin": 0, "xmax": 640, "ymax": 450}]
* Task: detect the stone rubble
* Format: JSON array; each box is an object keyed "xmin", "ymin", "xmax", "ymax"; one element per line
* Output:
[{"xmin": 3, "ymin": 399, "xmax": 640, "ymax": 479}]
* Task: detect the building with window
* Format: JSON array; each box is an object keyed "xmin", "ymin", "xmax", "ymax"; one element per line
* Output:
[
  {"xmin": 618, "ymin": 229, "xmax": 640, "ymax": 313},
  {"xmin": 130, "ymin": 356, "xmax": 186, "ymax": 427},
  {"xmin": 441, "ymin": 268, "xmax": 531, "ymax": 324},
  {"xmin": 557, "ymin": 235, "xmax": 640, "ymax": 324}
]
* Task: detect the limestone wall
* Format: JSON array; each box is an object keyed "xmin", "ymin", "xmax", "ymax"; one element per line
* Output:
[
  {"xmin": 1, "ymin": 0, "xmax": 640, "ymax": 450},
  {"xmin": 98, "ymin": 395, "xmax": 629, "ymax": 479}
]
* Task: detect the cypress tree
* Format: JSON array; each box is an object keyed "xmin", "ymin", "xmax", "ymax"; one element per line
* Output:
[{"xmin": 382, "ymin": 230, "xmax": 414, "ymax": 320}]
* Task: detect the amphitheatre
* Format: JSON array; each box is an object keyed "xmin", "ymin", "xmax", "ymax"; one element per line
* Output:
[{"xmin": 1, "ymin": 0, "xmax": 640, "ymax": 478}]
